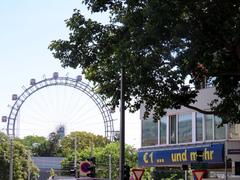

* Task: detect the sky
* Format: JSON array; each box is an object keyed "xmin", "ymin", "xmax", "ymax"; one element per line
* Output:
[{"xmin": 0, "ymin": 0, "xmax": 141, "ymax": 147}]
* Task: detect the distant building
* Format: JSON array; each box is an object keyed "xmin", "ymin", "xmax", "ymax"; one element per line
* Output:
[
  {"xmin": 138, "ymin": 87, "xmax": 240, "ymax": 179},
  {"xmin": 56, "ymin": 125, "xmax": 65, "ymax": 139}
]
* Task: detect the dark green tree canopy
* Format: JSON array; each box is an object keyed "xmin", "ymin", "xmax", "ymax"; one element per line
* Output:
[
  {"xmin": 0, "ymin": 133, "xmax": 39, "ymax": 179},
  {"xmin": 61, "ymin": 142, "xmax": 137, "ymax": 179},
  {"xmin": 60, "ymin": 131, "xmax": 110, "ymax": 157},
  {"xmin": 49, "ymin": 0, "xmax": 240, "ymax": 124}
]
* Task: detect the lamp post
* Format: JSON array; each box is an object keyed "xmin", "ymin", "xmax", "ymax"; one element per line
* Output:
[
  {"xmin": 9, "ymin": 136, "xmax": 13, "ymax": 180},
  {"xmin": 119, "ymin": 67, "xmax": 125, "ymax": 180},
  {"xmin": 109, "ymin": 154, "xmax": 112, "ymax": 180},
  {"xmin": 225, "ymin": 140, "xmax": 228, "ymax": 180},
  {"xmin": 27, "ymin": 151, "xmax": 31, "ymax": 180},
  {"xmin": 74, "ymin": 135, "xmax": 77, "ymax": 178},
  {"xmin": 225, "ymin": 123, "xmax": 228, "ymax": 180},
  {"xmin": 1, "ymin": 117, "xmax": 13, "ymax": 180}
]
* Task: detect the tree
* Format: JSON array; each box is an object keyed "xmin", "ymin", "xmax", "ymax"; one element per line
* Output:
[
  {"xmin": 0, "ymin": 132, "xmax": 9, "ymax": 180},
  {"xmin": 60, "ymin": 131, "xmax": 110, "ymax": 176},
  {"xmin": 93, "ymin": 142, "xmax": 137, "ymax": 179},
  {"xmin": 60, "ymin": 131, "xmax": 110, "ymax": 157},
  {"xmin": 47, "ymin": 132, "xmax": 62, "ymax": 156},
  {"xmin": 0, "ymin": 132, "xmax": 39, "ymax": 180},
  {"xmin": 20, "ymin": 135, "xmax": 46, "ymax": 148},
  {"xmin": 61, "ymin": 142, "xmax": 137, "ymax": 179},
  {"xmin": 19, "ymin": 133, "xmax": 62, "ymax": 157},
  {"xmin": 18, "ymin": 135, "xmax": 47, "ymax": 156},
  {"xmin": 49, "ymin": 1, "xmax": 240, "ymax": 124}
]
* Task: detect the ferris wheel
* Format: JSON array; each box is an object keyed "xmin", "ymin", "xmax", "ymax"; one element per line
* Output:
[{"xmin": 1, "ymin": 72, "xmax": 116, "ymax": 141}]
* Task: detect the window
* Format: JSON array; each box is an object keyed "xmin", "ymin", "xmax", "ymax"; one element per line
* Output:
[
  {"xmin": 205, "ymin": 115, "xmax": 226, "ymax": 140},
  {"xmin": 142, "ymin": 117, "xmax": 158, "ymax": 146},
  {"xmin": 141, "ymin": 111, "xmax": 227, "ymax": 148},
  {"xmin": 214, "ymin": 116, "xmax": 225, "ymax": 140},
  {"xmin": 169, "ymin": 115, "xmax": 176, "ymax": 144},
  {"xmin": 205, "ymin": 115, "xmax": 213, "ymax": 140},
  {"xmin": 229, "ymin": 124, "xmax": 240, "ymax": 139},
  {"xmin": 178, "ymin": 114, "xmax": 192, "ymax": 143},
  {"xmin": 196, "ymin": 113, "xmax": 203, "ymax": 141},
  {"xmin": 159, "ymin": 116, "xmax": 167, "ymax": 144}
]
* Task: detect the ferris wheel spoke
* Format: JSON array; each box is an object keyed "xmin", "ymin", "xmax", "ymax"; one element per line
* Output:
[
  {"xmin": 65, "ymin": 103, "xmax": 101, "ymax": 126},
  {"xmin": 64, "ymin": 94, "xmax": 93, "ymax": 125},
  {"xmin": 6, "ymin": 74, "xmax": 115, "ymax": 140},
  {"xmin": 69, "ymin": 111, "xmax": 102, "ymax": 127}
]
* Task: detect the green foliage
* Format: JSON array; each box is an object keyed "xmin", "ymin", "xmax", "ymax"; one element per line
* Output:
[
  {"xmin": 61, "ymin": 132, "xmax": 110, "ymax": 175},
  {"xmin": 49, "ymin": 0, "xmax": 240, "ymax": 124},
  {"xmin": 0, "ymin": 132, "xmax": 39, "ymax": 180},
  {"xmin": 46, "ymin": 132, "xmax": 63, "ymax": 156},
  {"xmin": 93, "ymin": 142, "xmax": 137, "ymax": 179},
  {"xmin": 59, "ymin": 131, "xmax": 110, "ymax": 176},
  {"xmin": 151, "ymin": 167, "xmax": 185, "ymax": 180},
  {"xmin": 18, "ymin": 131, "xmax": 109, "ymax": 170},
  {"xmin": 20, "ymin": 135, "xmax": 46, "ymax": 147},
  {"xmin": 50, "ymin": 168, "xmax": 55, "ymax": 177},
  {"xmin": 0, "ymin": 132, "xmax": 9, "ymax": 180},
  {"xmin": 60, "ymin": 131, "xmax": 110, "ymax": 157},
  {"xmin": 17, "ymin": 135, "xmax": 47, "ymax": 156},
  {"xmin": 19, "ymin": 133, "xmax": 62, "ymax": 157},
  {"xmin": 61, "ymin": 142, "xmax": 137, "ymax": 179},
  {"xmin": 3, "ymin": 132, "xmax": 136, "ymax": 179},
  {"xmin": 141, "ymin": 167, "xmax": 153, "ymax": 180}
]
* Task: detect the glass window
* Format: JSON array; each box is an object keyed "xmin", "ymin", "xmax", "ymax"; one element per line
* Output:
[
  {"xmin": 142, "ymin": 117, "xmax": 158, "ymax": 146},
  {"xmin": 205, "ymin": 115, "xmax": 213, "ymax": 140},
  {"xmin": 169, "ymin": 115, "xmax": 176, "ymax": 144},
  {"xmin": 196, "ymin": 113, "xmax": 203, "ymax": 141},
  {"xmin": 214, "ymin": 116, "xmax": 225, "ymax": 140},
  {"xmin": 159, "ymin": 116, "xmax": 167, "ymax": 144},
  {"xmin": 178, "ymin": 114, "xmax": 192, "ymax": 143},
  {"xmin": 228, "ymin": 124, "xmax": 240, "ymax": 139}
]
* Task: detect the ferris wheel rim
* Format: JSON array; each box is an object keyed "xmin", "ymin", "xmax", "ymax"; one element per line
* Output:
[{"xmin": 6, "ymin": 73, "xmax": 115, "ymax": 141}]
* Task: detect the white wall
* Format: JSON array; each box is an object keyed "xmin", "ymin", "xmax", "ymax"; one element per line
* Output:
[{"xmin": 166, "ymin": 87, "xmax": 218, "ymax": 115}]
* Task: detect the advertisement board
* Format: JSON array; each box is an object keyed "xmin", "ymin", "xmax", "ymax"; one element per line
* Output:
[{"xmin": 138, "ymin": 143, "xmax": 224, "ymax": 167}]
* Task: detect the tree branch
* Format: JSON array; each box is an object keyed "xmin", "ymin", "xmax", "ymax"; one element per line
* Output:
[{"xmin": 183, "ymin": 104, "xmax": 217, "ymax": 115}]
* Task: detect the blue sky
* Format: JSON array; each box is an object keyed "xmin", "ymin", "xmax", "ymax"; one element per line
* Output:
[{"xmin": 0, "ymin": 0, "xmax": 140, "ymax": 147}]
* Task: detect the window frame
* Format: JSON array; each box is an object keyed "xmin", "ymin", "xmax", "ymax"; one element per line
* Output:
[
  {"xmin": 195, "ymin": 112, "xmax": 204, "ymax": 142},
  {"xmin": 141, "ymin": 112, "xmax": 227, "ymax": 147},
  {"xmin": 178, "ymin": 113, "xmax": 192, "ymax": 143},
  {"xmin": 159, "ymin": 116, "xmax": 167, "ymax": 145},
  {"xmin": 169, "ymin": 115, "xmax": 177, "ymax": 144}
]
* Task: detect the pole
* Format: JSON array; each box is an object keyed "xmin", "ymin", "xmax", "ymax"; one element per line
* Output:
[
  {"xmin": 28, "ymin": 152, "xmax": 31, "ymax": 180},
  {"xmin": 225, "ymin": 124, "xmax": 228, "ymax": 180},
  {"xmin": 184, "ymin": 170, "xmax": 187, "ymax": 180},
  {"xmin": 109, "ymin": 154, "xmax": 112, "ymax": 180},
  {"xmin": 119, "ymin": 66, "xmax": 125, "ymax": 180},
  {"xmin": 90, "ymin": 142, "xmax": 94, "ymax": 157},
  {"xmin": 74, "ymin": 136, "xmax": 77, "ymax": 178},
  {"xmin": 9, "ymin": 137, "xmax": 13, "ymax": 180},
  {"xmin": 225, "ymin": 140, "xmax": 228, "ymax": 180}
]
